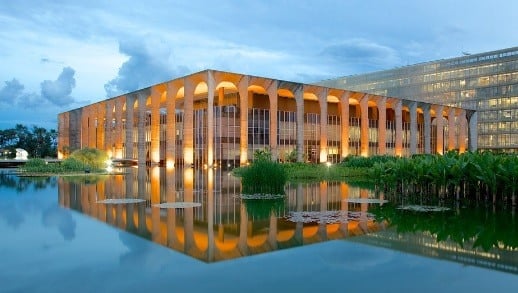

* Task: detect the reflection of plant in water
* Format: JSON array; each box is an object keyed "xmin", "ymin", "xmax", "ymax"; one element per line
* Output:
[
  {"xmin": 244, "ymin": 198, "xmax": 285, "ymax": 221},
  {"xmin": 370, "ymin": 202, "xmax": 518, "ymax": 251},
  {"xmin": 0, "ymin": 171, "xmax": 57, "ymax": 192},
  {"xmin": 61, "ymin": 175, "xmax": 107, "ymax": 185},
  {"xmin": 0, "ymin": 171, "xmax": 18, "ymax": 189}
]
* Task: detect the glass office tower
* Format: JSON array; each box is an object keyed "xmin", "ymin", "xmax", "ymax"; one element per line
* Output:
[{"xmin": 318, "ymin": 47, "xmax": 518, "ymax": 152}]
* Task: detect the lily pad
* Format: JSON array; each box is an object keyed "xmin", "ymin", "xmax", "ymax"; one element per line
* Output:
[
  {"xmin": 152, "ymin": 202, "xmax": 202, "ymax": 208},
  {"xmin": 343, "ymin": 198, "xmax": 388, "ymax": 204},
  {"xmin": 237, "ymin": 193, "xmax": 286, "ymax": 200},
  {"xmin": 285, "ymin": 211, "xmax": 375, "ymax": 224},
  {"xmin": 397, "ymin": 205, "xmax": 450, "ymax": 212},
  {"xmin": 96, "ymin": 198, "xmax": 146, "ymax": 204}
]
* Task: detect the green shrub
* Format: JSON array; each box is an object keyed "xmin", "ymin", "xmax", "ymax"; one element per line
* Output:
[
  {"xmin": 61, "ymin": 157, "xmax": 87, "ymax": 171},
  {"xmin": 341, "ymin": 155, "xmax": 397, "ymax": 168},
  {"xmin": 69, "ymin": 148, "xmax": 108, "ymax": 171},
  {"xmin": 24, "ymin": 158, "xmax": 47, "ymax": 169},
  {"xmin": 241, "ymin": 159, "xmax": 287, "ymax": 195}
]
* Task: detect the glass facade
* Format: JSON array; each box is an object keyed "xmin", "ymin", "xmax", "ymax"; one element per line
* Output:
[{"xmin": 318, "ymin": 47, "xmax": 518, "ymax": 151}]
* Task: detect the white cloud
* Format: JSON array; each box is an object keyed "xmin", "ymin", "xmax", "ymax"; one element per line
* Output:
[
  {"xmin": 0, "ymin": 79, "xmax": 24, "ymax": 106},
  {"xmin": 321, "ymin": 39, "xmax": 401, "ymax": 73},
  {"xmin": 40, "ymin": 67, "xmax": 76, "ymax": 106},
  {"xmin": 104, "ymin": 37, "xmax": 190, "ymax": 97}
]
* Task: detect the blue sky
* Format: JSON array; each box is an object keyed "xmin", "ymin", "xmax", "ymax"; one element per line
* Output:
[{"xmin": 0, "ymin": 0, "xmax": 517, "ymax": 129}]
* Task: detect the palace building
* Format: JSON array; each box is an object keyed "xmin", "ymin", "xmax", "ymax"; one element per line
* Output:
[
  {"xmin": 318, "ymin": 46, "xmax": 518, "ymax": 152},
  {"xmin": 57, "ymin": 69, "xmax": 477, "ymax": 166}
]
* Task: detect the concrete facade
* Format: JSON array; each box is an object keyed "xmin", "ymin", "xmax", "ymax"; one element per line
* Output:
[{"xmin": 58, "ymin": 70, "xmax": 476, "ymax": 166}]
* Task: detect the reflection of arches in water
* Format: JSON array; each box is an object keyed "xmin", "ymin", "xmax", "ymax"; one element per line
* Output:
[
  {"xmin": 215, "ymin": 237, "xmax": 239, "ymax": 252},
  {"xmin": 302, "ymin": 225, "xmax": 319, "ymax": 238},
  {"xmin": 276, "ymin": 229, "xmax": 296, "ymax": 242},
  {"xmin": 247, "ymin": 233, "xmax": 269, "ymax": 248},
  {"xmin": 326, "ymin": 223, "xmax": 341, "ymax": 234}
]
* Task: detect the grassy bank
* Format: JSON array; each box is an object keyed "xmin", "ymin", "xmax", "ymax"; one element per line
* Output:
[{"xmin": 233, "ymin": 161, "xmax": 370, "ymax": 182}]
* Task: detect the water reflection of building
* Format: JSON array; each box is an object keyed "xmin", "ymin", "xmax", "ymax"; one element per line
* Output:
[
  {"xmin": 58, "ymin": 70, "xmax": 477, "ymax": 166},
  {"xmin": 58, "ymin": 167, "xmax": 382, "ymax": 262},
  {"xmin": 350, "ymin": 230, "xmax": 518, "ymax": 275}
]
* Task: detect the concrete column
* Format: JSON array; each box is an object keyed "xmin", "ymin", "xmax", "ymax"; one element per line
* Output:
[
  {"xmin": 340, "ymin": 92, "xmax": 350, "ymax": 158},
  {"xmin": 183, "ymin": 78, "xmax": 195, "ymax": 166},
  {"xmin": 125, "ymin": 95, "xmax": 135, "ymax": 159},
  {"xmin": 360, "ymin": 95, "xmax": 369, "ymax": 156},
  {"xmin": 207, "ymin": 70, "xmax": 215, "ymax": 166},
  {"xmin": 435, "ymin": 105, "xmax": 444, "ymax": 155},
  {"xmin": 295, "ymin": 86, "xmax": 304, "ymax": 162},
  {"xmin": 448, "ymin": 107, "xmax": 456, "ymax": 151},
  {"xmin": 268, "ymin": 81, "xmax": 278, "ymax": 161},
  {"xmin": 458, "ymin": 109, "xmax": 467, "ymax": 153},
  {"xmin": 468, "ymin": 111, "xmax": 478, "ymax": 152},
  {"xmin": 395, "ymin": 100, "xmax": 403, "ymax": 156},
  {"xmin": 137, "ymin": 91, "xmax": 147, "ymax": 166},
  {"xmin": 89, "ymin": 106, "xmax": 96, "ymax": 148},
  {"xmin": 150, "ymin": 86, "xmax": 161, "ymax": 164},
  {"xmin": 238, "ymin": 77, "xmax": 249, "ymax": 165},
  {"xmin": 409, "ymin": 101, "xmax": 418, "ymax": 155},
  {"xmin": 218, "ymin": 87, "xmax": 225, "ymax": 106},
  {"xmin": 81, "ymin": 108, "xmax": 88, "ymax": 148},
  {"xmin": 96, "ymin": 103, "xmax": 105, "ymax": 150},
  {"xmin": 57, "ymin": 113, "xmax": 68, "ymax": 159},
  {"xmin": 376, "ymin": 97, "xmax": 387, "ymax": 155},
  {"xmin": 166, "ymin": 82, "xmax": 177, "ymax": 168},
  {"xmin": 105, "ymin": 100, "xmax": 113, "ymax": 157},
  {"xmin": 423, "ymin": 105, "xmax": 431, "ymax": 154},
  {"xmin": 319, "ymin": 89, "xmax": 328, "ymax": 163},
  {"xmin": 113, "ymin": 97, "xmax": 124, "ymax": 159}
]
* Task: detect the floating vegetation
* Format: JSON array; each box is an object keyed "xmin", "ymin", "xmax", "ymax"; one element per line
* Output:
[
  {"xmin": 285, "ymin": 211, "xmax": 375, "ymax": 224},
  {"xmin": 343, "ymin": 198, "xmax": 388, "ymax": 204},
  {"xmin": 152, "ymin": 202, "xmax": 202, "ymax": 209},
  {"xmin": 237, "ymin": 193, "xmax": 286, "ymax": 200},
  {"xmin": 397, "ymin": 205, "xmax": 451, "ymax": 212},
  {"xmin": 96, "ymin": 198, "xmax": 146, "ymax": 204}
]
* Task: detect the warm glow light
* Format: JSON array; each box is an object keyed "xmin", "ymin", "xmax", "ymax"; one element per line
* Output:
[
  {"xmin": 166, "ymin": 160, "xmax": 175, "ymax": 169},
  {"xmin": 326, "ymin": 162, "xmax": 332, "ymax": 167},
  {"xmin": 106, "ymin": 165, "xmax": 113, "ymax": 173},
  {"xmin": 151, "ymin": 150, "xmax": 160, "ymax": 164}
]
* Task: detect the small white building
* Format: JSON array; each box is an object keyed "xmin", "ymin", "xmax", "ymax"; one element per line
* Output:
[{"xmin": 15, "ymin": 148, "xmax": 29, "ymax": 160}]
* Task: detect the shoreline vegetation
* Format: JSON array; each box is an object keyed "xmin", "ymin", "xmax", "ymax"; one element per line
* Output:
[
  {"xmin": 17, "ymin": 146, "xmax": 517, "ymax": 206},
  {"xmin": 17, "ymin": 148, "xmax": 111, "ymax": 176}
]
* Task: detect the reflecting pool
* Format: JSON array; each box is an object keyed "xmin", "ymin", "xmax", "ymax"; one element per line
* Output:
[{"xmin": 1, "ymin": 167, "xmax": 517, "ymax": 292}]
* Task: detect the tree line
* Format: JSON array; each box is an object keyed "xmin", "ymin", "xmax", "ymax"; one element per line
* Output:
[{"xmin": 0, "ymin": 124, "xmax": 57, "ymax": 158}]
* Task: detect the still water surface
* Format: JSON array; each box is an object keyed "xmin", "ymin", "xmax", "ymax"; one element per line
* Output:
[{"xmin": 1, "ymin": 167, "xmax": 517, "ymax": 292}]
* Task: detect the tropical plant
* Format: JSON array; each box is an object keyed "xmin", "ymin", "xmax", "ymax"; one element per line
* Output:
[
  {"xmin": 69, "ymin": 148, "xmax": 108, "ymax": 171},
  {"xmin": 240, "ymin": 152, "xmax": 287, "ymax": 196}
]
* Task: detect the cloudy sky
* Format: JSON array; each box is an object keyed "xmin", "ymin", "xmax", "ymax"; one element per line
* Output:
[{"xmin": 1, "ymin": 0, "xmax": 517, "ymax": 129}]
